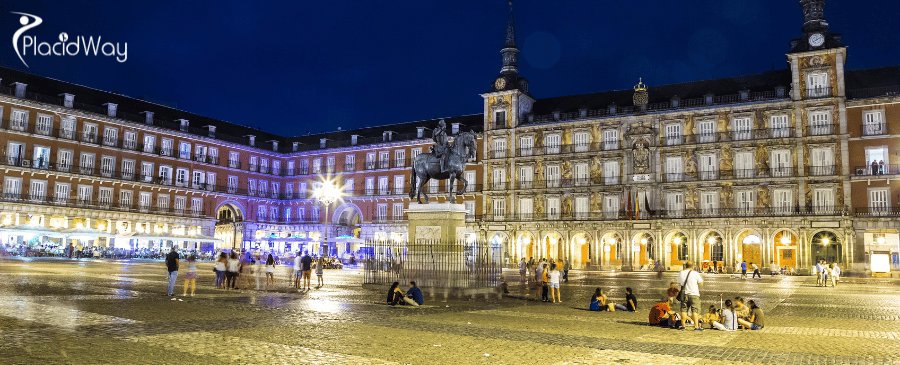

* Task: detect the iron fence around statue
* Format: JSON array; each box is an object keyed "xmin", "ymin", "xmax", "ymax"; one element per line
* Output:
[{"xmin": 362, "ymin": 239, "xmax": 502, "ymax": 289}]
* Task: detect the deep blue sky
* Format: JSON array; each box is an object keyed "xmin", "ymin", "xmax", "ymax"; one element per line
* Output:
[{"xmin": 2, "ymin": 0, "xmax": 899, "ymax": 137}]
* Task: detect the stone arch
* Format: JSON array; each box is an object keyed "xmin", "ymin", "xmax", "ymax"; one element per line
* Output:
[
  {"xmin": 630, "ymin": 231, "xmax": 657, "ymax": 268},
  {"xmin": 699, "ymin": 229, "xmax": 727, "ymax": 268},
  {"xmin": 488, "ymin": 231, "xmax": 511, "ymax": 260},
  {"xmin": 570, "ymin": 231, "xmax": 594, "ymax": 269},
  {"xmin": 541, "ymin": 231, "xmax": 565, "ymax": 261},
  {"xmin": 516, "ymin": 231, "xmax": 537, "ymax": 261},
  {"xmin": 772, "ymin": 228, "xmax": 800, "ymax": 270},
  {"xmin": 809, "ymin": 229, "xmax": 843, "ymax": 266},
  {"xmin": 664, "ymin": 229, "xmax": 691, "ymax": 266},
  {"xmin": 599, "ymin": 231, "xmax": 624, "ymax": 267},
  {"xmin": 734, "ymin": 228, "xmax": 763, "ymax": 269},
  {"xmin": 215, "ymin": 200, "xmax": 246, "ymax": 222}
]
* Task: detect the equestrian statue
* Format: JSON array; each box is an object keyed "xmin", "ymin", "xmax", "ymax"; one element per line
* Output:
[{"xmin": 409, "ymin": 119, "xmax": 477, "ymax": 204}]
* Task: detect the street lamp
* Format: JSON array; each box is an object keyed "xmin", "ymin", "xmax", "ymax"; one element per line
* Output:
[{"xmin": 314, "ymin": 180, "xmax": 342, "ymax": 257}]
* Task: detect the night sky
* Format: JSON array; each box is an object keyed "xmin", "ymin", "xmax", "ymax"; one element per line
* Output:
[{"xmin": 2, "ymin": 0, "xmax": 899, "ymax": 137}]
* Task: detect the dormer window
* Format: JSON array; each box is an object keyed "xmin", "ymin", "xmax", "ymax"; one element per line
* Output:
[
  {"xmin": 704, "ymin": 93, "xmax": 714, "ymax": 105},
  {"xmin": 608, "ymin": 103, "xmax": 617, "ymax": 115},
  {"xmin": 351, "ymin": 135, "xmax": 359, "ymax": 145},
  {"xmin": 247, "ymin": 135, "xmax": 256, "ymax": 147},
  {"xmin": 177, "ymin": 119, "xmax": 189, "ymax": 132},
  {"xmin": 383, "ymin": 131, "xmax": 393, "ymax": 141},
  {"xmin": 416, "ymin": 127, "xmax": 425, "ymax": 138},
  {"xmin": 206, "ymin": 125, "xmax": 216, "ymax": 138},
  {"xmin": 104, "ymin": 103, "xmax": 117, "ymax": 117},
  {"xmin": 141, "ymin": 111, "xmax": 154, "ymax": 125},
  {"xmin": 451, "ymin": 123, "xmax": 460, "ymax": 135},
  {"xmin": 670, "ymin": 96, "xmax": 680, "ymax": 108},
  {"xmin": 775, "ymin": 86, "xmax": 786, "ymax": 98},
  {"xmin": 60, "ymin": 93, "xmax": 74, "ymax": 108},
  {"xmin": 739, "ymin": 89, "xmax": 749, "ymax": 101},
  {"xmin": 320, "ymin": 138, "xmax": 327, "ymax": 148},
  {"xmin": 292, "ymin": 142, "xmax": 299, "ymax": 151},
  {"xmin": 12, "ymin": 82, "xmax": 26, "ymax": 98},
  {"xmin": 271, "ymin": 141, "xmax": 279, "ymax": 152}
]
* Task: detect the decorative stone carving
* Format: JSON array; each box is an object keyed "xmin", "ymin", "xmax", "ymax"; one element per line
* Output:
[
  {"xmin": 721, "ymin": 146, "xmax": 733, "ymax": 172},
  {"xmin": 756, "ymin": 147, "xmax": 769, "ymax": 172},
  {"xmin": 632, "ymin": 141, "xmax": 651, "ymax": 174},
  {"xmin": 416, "ymin": 226, "xmax": 441, "ymax": 241},
  {"xmin": 758, "ymin": 185, "xmax": 771, "ymax": 208}
]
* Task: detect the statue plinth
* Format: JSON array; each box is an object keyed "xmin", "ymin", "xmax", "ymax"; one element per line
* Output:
[{"xmin": 405, "ymin": 203, "xmax": 468, "ymax": 243}]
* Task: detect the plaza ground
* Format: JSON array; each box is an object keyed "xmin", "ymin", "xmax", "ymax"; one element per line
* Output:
[{"xmin": 1, "ymin": 258, "xmax": 898, "ymax": 364}]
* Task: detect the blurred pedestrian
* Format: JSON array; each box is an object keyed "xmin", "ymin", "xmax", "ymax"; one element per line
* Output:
[
  {"xmin": 254, "ymin": 255, "xmax": 263, "ymax": 290},
  {"xmin": 548, "ymin": 263, "xmax": 561, "ymax": 303},
  {"xmin": 182, "ymin": 255, "xmax": 197, "ymax": 296},
  {"xmin": 225, "ymin": 251, "xmax": 239, "ymax": 289},
  {"xmin": 315, "ymin": 257, "xmax": 325, "ymax": 287},
  {"xmin": 563, "ymin": 257, "xmax": 570, "ymax": 282},
  {"xmin": 165, "ymin": 247, "xmax": 179, "ymax": 296},
  {"xmin": 265, "ymin": 254, "xmax": 276, "ymax": 290},
  {"xmin": 751, "ymin": 262, "xmax": 761, "ymax": 279},
  {"xmin": 214, "ymin": 252, "xmax": 227, "ymax": 289}
]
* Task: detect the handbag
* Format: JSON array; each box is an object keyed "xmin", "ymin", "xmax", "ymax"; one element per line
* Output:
[{"xmin": 676, "ymin": 270, "xmax": 691, "ymax": 303}]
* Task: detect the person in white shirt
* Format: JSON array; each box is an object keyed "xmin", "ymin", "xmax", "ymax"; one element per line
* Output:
[
  {"xmin": 831, "ymin": 263, "xmax": 841, "ymax": 286},
  {"xmin": 712, "ymin": 299, "xmax": 738, "ymax": 331},
  {"xmin": 548, "ymin": 264, "xmax": 562, "ymax": 303},
  {"xmin": 293, "ymin": 252, "xmax": 303, "ymax": 289},
  {"xmin": 814, "ymin": 261, "xmax": 824, "ymax": 286},
  {"xmin": 677, "ymin": 261, "xmax": 705, "ymax": 331},
  {"xmin": 769, "ymin": 261, "xmax": 778, "ymax": 276}
]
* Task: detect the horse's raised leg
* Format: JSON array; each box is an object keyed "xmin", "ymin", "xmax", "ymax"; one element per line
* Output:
[{"xmin": 456, "ymin": 173, "xmax": 467, "ymax": 196}]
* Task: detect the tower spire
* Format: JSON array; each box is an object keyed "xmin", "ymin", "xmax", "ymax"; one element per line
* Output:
[
  {"xmin": 500, "ymin": 0, "xmax": 519, "ymax": 75},
  {"xmin": 800, "ymin": 0, "xmax": 828, "ymax": 33}
]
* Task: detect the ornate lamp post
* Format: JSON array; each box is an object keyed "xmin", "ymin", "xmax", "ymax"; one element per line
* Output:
[{"xmin": 314, "ymin": 180, "xmax": 341, "ymax": 256}]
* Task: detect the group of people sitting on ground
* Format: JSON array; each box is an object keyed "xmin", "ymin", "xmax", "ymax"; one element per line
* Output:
[
  {"xmin": 387, "ymin": 281, "xmax": 424, "ymax": 306},
  {"xmin": 589, "ymin": 287, "xmax": 637, "ymax": 312},
  {"xmin": 648, "ymin": 294, "xmax": 764, "ymax": 331}
]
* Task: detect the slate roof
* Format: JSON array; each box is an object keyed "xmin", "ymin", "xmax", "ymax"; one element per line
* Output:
[{"xmin": 530, "ymin": 69, "xmax": 793, "ymax": 116}]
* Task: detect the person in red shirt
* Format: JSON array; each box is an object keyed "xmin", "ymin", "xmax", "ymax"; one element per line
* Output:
[{"xmin": 649, "ymin": 295, "xmax": 677, "ymax": 327}]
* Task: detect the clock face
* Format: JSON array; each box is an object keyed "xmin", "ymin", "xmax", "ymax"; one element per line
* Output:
[
  {"xmin": 809, "ymin": 33, "xmax": 825, "ymax": 47},
  {"xmin": 495, "ymin": 78, "xmax": 506, "ymax": 90}
]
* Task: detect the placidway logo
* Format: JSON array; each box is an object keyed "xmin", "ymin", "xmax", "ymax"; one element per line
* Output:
[{"xmin": 12, "ymin": 12, "xmax": 127, "ymax": 68}]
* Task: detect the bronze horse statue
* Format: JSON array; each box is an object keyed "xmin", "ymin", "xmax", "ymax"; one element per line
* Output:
[{"xmin": 409, "ymin": 131, "xmax": 476, "ymax": 203}]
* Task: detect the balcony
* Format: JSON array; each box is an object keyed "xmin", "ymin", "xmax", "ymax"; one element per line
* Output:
[
  {"xmin": 364, "ymin": 162, "xmax": 377, "ymax": 171},
  {"xmin": 482, "ymin": 206, "xmax": 844, "ymax": 222},
  {"xmin": 806, "ymin": 87, "xmax": 833, "ymax": 99},
  {"xmin": 861, "ymin": 123, "xmax": 887, "ymax": 136},
  {"xmin": 0, "ymin": 192, "xmax": 206, "ymax": 218},
  {"xmin": 853, "ymin": 164, "xmax": 898, "ymax": 177},
  {"xmin": 491, "ymin": 150, "xmax": 507, "ymax": 159},
  {"xmin": 807, "ymin": 123, "xmax": 838, "ymax": 136},
  {"xmin": 855, "ymin": 207, "xmax": 900, "ymax": 217},
  {"xmin": 343, "ymin": 163, "xmax": 355, "ymax": 172},
  {"xmin": 807, "ymin": 165, "xmax": 838, "ymax": 176}
]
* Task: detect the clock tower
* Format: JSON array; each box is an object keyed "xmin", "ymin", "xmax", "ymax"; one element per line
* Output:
[
  {"xmin": 787, "ymin": 0, "xmax": 846, "ymax": 101},
  {"xmin": 482, "ymin": 0, "xmax": 533, "ymax": 132}
]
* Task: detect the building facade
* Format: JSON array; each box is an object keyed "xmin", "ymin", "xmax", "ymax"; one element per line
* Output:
[{"xmin": 1, "ymin": 0, "xmax": 898, "ymax": 274}]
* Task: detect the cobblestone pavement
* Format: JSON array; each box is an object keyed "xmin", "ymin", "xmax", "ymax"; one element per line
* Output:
[{"xmin": 1, "ymin": 257, "xmax": 899, "ymax": 364}]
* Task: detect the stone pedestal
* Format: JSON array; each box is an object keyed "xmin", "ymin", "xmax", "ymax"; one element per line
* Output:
[{"xmin": 405, "ymin": 203, "xmax": 468, "ymax": 243}]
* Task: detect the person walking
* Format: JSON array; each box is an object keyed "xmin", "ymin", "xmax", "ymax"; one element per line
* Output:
[
  {"xmin": 265, "ymin": 254, "xmax": 276, "ymax": 290},
  {"xmin": 165, "ymin": 247, "xmax": 179, "ymax": 296},
  {"xmin": 740, "ymin": 261, "xmax": 747, "ymax": 279},
  {"xmin": 315, "ymin": 257, "xmax": 325, "ymax": 287},
  {"xmin": 182, "ymin": 255, "xmax": 197, "ymax": 296},
  {"xmin": 677, "ymin": 262, "xmax": 704, "ymax": 331},
  {"xmin": 253, "ymin": 255, "xmax": 263, "ymax": 290},
  {"xmin": 831, "ymin": 262, "xmax": 841, "ymax": 286},
  {"xmin": 814, "ymin": 261, "xmax": 824, "ymax": 287},
  {"xmin": 563, "ymin": 258, "xmax": 570, "ymax": 283},
  {"xmin": 548, "ymin": 264, "xmax": 562, "ymax": 303},
  {"xmin": 519, "ymin": 258, "xmax": 527, "ymax": 283},
  {"xmin": 214, "ymin": 252, "xmax": 227, "ymax": 289},
  {"xmin": 540, "ymin": 263, "xmax": 550, "ymax": 302},
  {"xmin": 751, "ymin": 262, "xmax": 761, "ymax": 279}
]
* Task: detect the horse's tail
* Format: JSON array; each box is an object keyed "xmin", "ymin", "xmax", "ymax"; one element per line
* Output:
[{"xmin": 409, "ymin": 160, "xmax": 417, "ymax": 199}]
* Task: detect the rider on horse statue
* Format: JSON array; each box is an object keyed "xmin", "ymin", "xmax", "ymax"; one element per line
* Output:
[{"xmin": 430, "ymin": 119, "xmax": 450, "ymax": 173}]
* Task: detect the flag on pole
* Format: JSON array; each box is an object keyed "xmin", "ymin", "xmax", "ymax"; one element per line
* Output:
[
  {"xmin": 644, "ymin": 194, "xmax": 655, "ymax": 217},
  {"xmin": 635, "ymin": 192, "xmax": 640, "ymax": 220}
]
